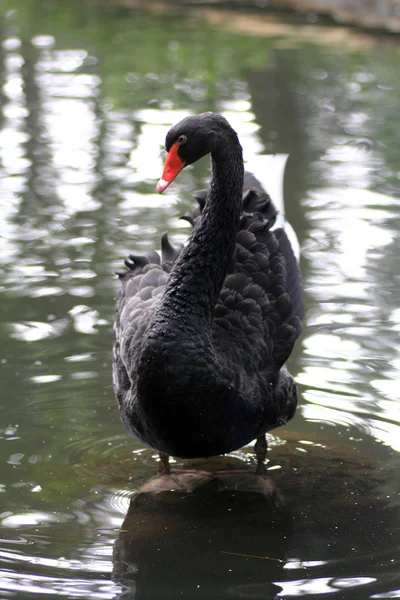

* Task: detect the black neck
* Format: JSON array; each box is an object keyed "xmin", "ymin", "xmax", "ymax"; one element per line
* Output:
[{"xmin": 160, "ymin": 140, "xmax": 244, "ymax": 327}]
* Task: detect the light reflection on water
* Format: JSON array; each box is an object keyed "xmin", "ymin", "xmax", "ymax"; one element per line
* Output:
[
  {"xmin": 299, "ymin": 180, "xmax": 400, "ymax": 451},
  {"xmin": 0, "ymin": 2, "xmax": 400, "ymax": 599}
]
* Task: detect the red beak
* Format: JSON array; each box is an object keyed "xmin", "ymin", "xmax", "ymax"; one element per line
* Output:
[{"xmin": 157, "ymin": 142, "xmax": 185, "ymax": 193}]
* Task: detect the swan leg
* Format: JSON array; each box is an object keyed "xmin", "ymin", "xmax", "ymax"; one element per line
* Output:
[
  {"xmin": 158, "ymin": 452, "xmax": 170, "ymax": 475},
  {"xmin": 254, "ymin": 435, "xmax": 268, "ymax": 475}
]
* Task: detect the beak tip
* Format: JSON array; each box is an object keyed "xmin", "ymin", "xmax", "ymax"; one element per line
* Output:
[{"xmin": 156, "ymin": 178, "xmax": 169, "ymax": 194}]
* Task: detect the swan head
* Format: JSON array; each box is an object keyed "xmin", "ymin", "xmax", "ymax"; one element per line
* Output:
[{"xmin": 157, "ymin": 113, "xmax": 238, "ymax": 193}]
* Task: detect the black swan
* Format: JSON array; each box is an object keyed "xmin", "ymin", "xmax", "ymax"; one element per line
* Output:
[{"xmin": 113, "ymin": 113, "xmax": 303, "ymax": 475}]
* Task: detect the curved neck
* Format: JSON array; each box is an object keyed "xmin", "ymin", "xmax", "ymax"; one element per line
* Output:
[{"xmin": 161, "ymin": 140, "xmax": 244, "ymax": 326}]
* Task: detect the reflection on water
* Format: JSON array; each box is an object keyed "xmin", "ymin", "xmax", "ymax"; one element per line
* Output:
[
  {"xmin": 0, "ymin": 1, "xmax": 399, "ymax": 599},
  {"xmin": 300, "ymin": 183, "xmax": 400, "ymax": 451},
  {"xmin": 111, "ymin": 438, "xmax": 399, "ymax": 599},
  {"xmin": 113, "ymin": 470, "xmax": 291, "ymax": 600}
]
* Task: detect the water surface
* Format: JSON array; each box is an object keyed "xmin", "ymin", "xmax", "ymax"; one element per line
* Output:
[{"xmin": 0, "ymin": 2, "xmax": 399, "ymax": 599}]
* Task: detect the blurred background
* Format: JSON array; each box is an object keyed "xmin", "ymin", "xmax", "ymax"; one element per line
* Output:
[{"xmin": 0, "ymin": 1, "xmax": 399, "ymax": 599}]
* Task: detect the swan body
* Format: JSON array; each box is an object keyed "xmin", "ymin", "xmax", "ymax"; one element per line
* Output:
[{"xmin": 113, "ymin": 113, "xmax": 303, "ymax": 464}]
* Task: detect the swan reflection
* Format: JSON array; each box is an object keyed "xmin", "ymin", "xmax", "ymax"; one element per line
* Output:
[
  {"xmin": 112, "ymin": 467, "xmax": 292, "ymax": 600},
  {"xmin": 110, "ymin": 433, "xmax": 400, "ymax": 600}
]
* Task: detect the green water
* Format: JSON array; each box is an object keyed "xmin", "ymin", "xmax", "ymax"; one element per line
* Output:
[{"xmin": 0, "ymin": 2, "xmax": 399, "ymax": 598}]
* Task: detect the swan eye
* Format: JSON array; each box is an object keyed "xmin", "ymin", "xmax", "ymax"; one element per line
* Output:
[{"xmin": 177, "ymin": 135, "xmax": 187, "ymax": 145}]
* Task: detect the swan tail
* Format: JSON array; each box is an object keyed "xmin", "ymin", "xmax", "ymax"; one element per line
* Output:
[
  {"xmin": 117, "ymin": 252, "xmax": 160, "ymax": 281},
  {"xmin": 244, "ymin": 155, "xmax": 289, "ymax": 215},
  {"xmin": 192, "ymin": 176, "xmax": 277, "ymax": 226},
  {"xmin": 117, "ymin": 233, "xmax": 183, "ymax": 283},
  {"xmin": 241, "ymin": 186, "xmax": 277, "ymax": 224},
  {"xmin": 161, "ymin": 232, "xmax": 183, "ymax": 264}
]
